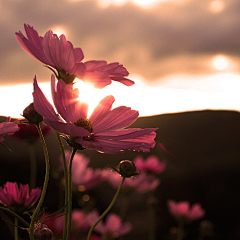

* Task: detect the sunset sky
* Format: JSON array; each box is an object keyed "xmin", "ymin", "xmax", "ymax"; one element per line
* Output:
[{"xmin": 0, "ymin": 0, "xmax": 240, "ymax": 117}]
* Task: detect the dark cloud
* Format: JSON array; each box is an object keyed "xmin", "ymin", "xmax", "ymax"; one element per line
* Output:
[{"xmin": 0, "ymin": 0, "xmax": 239, "ymax": 85}]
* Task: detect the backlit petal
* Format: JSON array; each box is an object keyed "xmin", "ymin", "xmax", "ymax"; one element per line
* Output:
[{"xmin": 33, "ymin": 76, "xmax": 59, "ymax": 121}]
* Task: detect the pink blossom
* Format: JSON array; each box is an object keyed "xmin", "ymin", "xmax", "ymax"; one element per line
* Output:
[
  {"xmin": 0, "ymin": 182, "xmax": 41, "ymax": 212},
  {"xmin": 134, "ymin": 155, "xmax": 166, "ymax": 175},
  {"xmin": 16, "ymin": 24, "xmax": 134, "ymax": 88},
  {"xmin": 86, "ymin": 211, "xmax": 132, "ymax": 238},
  {"xmin": 105, "ymin": 169, "xmax": 160, "ymax": 193},
  {"xmin": 0, "ymin": 117, "xmax": 19, "ymax": 142},
  {"xmin": 33, "ymin": 75, "xmax": 157, "ymax": 153},
  {"xmin": 60, "ymin": 150, "xmax": 105, "ymax": 190},
  {"xmin": 167, "ymin": 200, "xmax": 205, "ymax": 222},
  {"xmin": 44, "ymin": 209, "xmax": 95, "ymax": 239}
]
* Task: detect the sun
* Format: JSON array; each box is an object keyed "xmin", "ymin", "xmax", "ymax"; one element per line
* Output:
[
  {"xmin": 51, "ymin": 26, "xmax": 67, "ymax": 37},
  {"xmin": 212, "ymin": 55, "xmax": 229, "ymax": 70}
]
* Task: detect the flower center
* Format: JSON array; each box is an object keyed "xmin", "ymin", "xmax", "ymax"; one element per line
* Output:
[
  {"xmin": 74, "ymin": 118, "xmax": 93, "ymax": 133},
  {"xmin": 58, "ymin": 70, "xmax": 76, "ymax": 84}
]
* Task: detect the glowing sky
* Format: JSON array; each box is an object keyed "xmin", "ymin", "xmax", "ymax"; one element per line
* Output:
[{"xmin": 0, "ymin": 0, "xmax": 240, "ymax": 117}]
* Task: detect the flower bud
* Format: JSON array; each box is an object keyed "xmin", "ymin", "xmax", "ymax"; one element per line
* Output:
[
  {"xmin": 118, "ymin": 160, "xmax": 137, "ymax": 178},
  {"xmin": 23, "ymin": 103, "xmax": 43, "ymax": 125},
  {"xmin": 199, "ymin": 220, "xmax": 214, "ymax": 237},
  {"xmin": 63, "ymin": 135, "xmax": 85, "ymax": 151},
  {"xmin": 33, "ymin": 223, "xmax": 53, "ymax": 240}
]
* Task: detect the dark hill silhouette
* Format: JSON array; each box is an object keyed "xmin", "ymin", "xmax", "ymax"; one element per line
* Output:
[{"xmin": 0, "ymin": 110, "xmax": 240, "ymax": 239}]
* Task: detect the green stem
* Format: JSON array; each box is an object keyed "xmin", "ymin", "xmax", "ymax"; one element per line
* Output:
[
  {"xmin": 148, "ymin": 197, "xmax": 156, "ymax": 240},
  {"xmin": 66, "ymin": 148, "xmax": 77, "ymax": 240},
  {"xmin": 0, "ymin": 207, "xmax": 29, "ymax": 227},
  {"xmin": 14, "ymin": 217, "xmax": 18, "ymax": 240},
  {"xmin": 87, "ymin": 177, "xmax": 125, "ymax": 240},
  {"xmin": 29, "ymin": 124, "xmax": 50, "ymax": 240},
  {"xmin": 28, "ymin": 144, "xmax": 37, "ymax": 190},
  {"xmin": 177, "ymin": 220, "xmax": 184, "ymax": 240},
  {"xmin": 119, "ymin": 193, "xmax": 129, "ymax": 220},
  {"xmin": 56, "ymin": 132, "xmax": 68, "ymax": 240}
]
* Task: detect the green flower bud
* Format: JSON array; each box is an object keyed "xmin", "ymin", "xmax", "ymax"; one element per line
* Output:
[
  {"xmin": 23, "ymin": 103, "xmax": 43, "ymax": 125},
  {"xmin": 33, "ymin": 223, "xmax": 53, "ymax": 240},
  {"xmin": 118, "ymin": 160, "xmax": 137, "ymax": 178}
]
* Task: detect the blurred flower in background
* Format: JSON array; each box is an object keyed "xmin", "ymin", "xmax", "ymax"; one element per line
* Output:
[
  {"xmin": 134, "ymin": 155, "xmax": 166, "ymax": 175},
  {"xmin": 61, "ymin": 150, "xmax": 105, "ymax": 191},
  {"xmin": 105, "ymin": 169, "xmax": 160, "ymax": 194},
  {"xmin": 0, "ymin": 182, "xmax": 41, "ymax": 213},
  {"xmin": 0, "ymin": 117, "xmax": 19, "ymax": 143},
  {"xmin": 167, "ymin": 200, "xmax": 205, "ymax": 223},
  {"xmin": 86, "ymin": 211, "xmax": 132, "ymax": 239}
]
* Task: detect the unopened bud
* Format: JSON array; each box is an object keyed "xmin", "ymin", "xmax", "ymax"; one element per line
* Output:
[
  {"xmin": 33, "ymin": 223, "xmax": 53, "ymax": 240},
  {"xmin": 118, "ymin": 160, "xmax": 137, "ymax": 178},
  {"xmin": 23, "ymin": 103, "xmax": 43, "ymax": 125}
]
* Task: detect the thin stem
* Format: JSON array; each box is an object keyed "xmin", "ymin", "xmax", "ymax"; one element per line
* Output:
[
  {"xmin": 0, "ymin": 207, "xmax": 29, "ymax": 227},
  {"xmin": 66, "ymin": 148, "xmax": 77, "ymax": 240},
  {"xmin": 14, "ymin": 217, "xmax": 18, "ymax": 240},
  {"xmin": 119, "ymin": 194, "xmax": 129, "ymax": 220},
  {"xmin": 56, "ymin": 131, "xmax": 68, "ymax": 240},
  {"xmin": 29, "ymin": 124, "xmax": 50, "ymax": 240},
  {"xmin": 148, "ymin": 197, "xmax": 156, "ymax": 240},
  {"xmin": 28, "ymin": 144, "xmax": 37, "ymax": 190},
  {"xmin": 87, "ymin": 177, "xmax": 125, "ymax": 240},
  {"xmin": 177, "ymin": 221, "xmax": 184, "ymax": 240}
]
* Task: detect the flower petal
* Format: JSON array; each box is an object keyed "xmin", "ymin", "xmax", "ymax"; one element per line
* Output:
[
  {"xmin": 92, "ymin": 107, "xmax": 139, "ymax": 132},
  {"xmin": 52, "ymin": 77, "xmax": 88, "ymax": 123},
  {"xmin": 33, "ymin": 76, "xmax": 59, "ymax": 121},
  {"xmin": 43, "ymin": 119, "xmax": 90, "ymax": 137},
  {"xmin": 15, "ymin": 24, "xmax": 49, "ymax": 64},
  {"xmin": 90, "ymin": 95, "xmax": 114, "ymax": 124},
  {"xmin": 43, "ymin": 31, "xmax": 75, "ymax": 71}
]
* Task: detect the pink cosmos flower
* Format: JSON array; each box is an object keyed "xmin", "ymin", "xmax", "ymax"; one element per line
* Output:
[
  {"xmin": 61, "ymin": 150, "xmax": 105, "ymax": 190},
  {"xmin": 0, "ymin": 117, "xmax": 19, "ymax": 143},
  {"xmin": 105, "ymin": 169, "xmax": 160, "ymax": 193},
  {"xmin": 0, "ymin": 182, "xmax": 41, "ymax": 212},
  {"xmin": 44, "ymin": 209, "xmax": 96, "ymax": 239},
  {"xmin": 86, "ymin": 211, "xmax": 132, "ymax": 239},
  {"xmin": 33, "ymin": 75, "xmax": 157, "ymax": 153},
  {"xmin": 133, "ymin": 155, "xmax": 166, "ymax": 175},
  {"xmin": 167, "ymin": 200, "xmax": 205, "ymax": 222},
  {"xmin": 16, "ymin": 24, "xmax": 134, "ymax": 88}
]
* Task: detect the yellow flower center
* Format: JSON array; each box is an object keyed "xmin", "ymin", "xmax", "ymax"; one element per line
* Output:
[{"xmin": 74, "ymin": 118, "xmax": 93, "ymax": 133}]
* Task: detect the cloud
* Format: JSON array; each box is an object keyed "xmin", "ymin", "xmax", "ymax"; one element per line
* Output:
[{"xmin": 0, "ymin": 0, "xmax": 240, "ymax": 85}]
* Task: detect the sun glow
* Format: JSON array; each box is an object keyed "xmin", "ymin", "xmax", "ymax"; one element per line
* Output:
[
  {"xmin": 1, "ymin": 73, "xmax": 240, "ymax": 119},
  {"xmin": 97, "ymin": 0, "xmax": 184, "ymax": 8},
  {"xmin": 212, "ymin": 55, "xmax": 228, "ymax": 70},
  {"xmin": 51, "ymin": 26, "xmax": 67, "ymax": 37},
  {"xmin": 209, "ymin": 0, "xmax": 225, "ymax": 13},
  {"xmin": 209, "ymin": 55, "xmax": 238, "ymax": 72}
]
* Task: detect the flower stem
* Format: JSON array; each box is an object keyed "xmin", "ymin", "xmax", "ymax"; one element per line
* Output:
[
  {"xmin": 56, "ymin": 132, "xmax": 68, "ymax": 240},
  {"xmin": 147, "ymin": 195, "xmax": 157, "ymax": 240},
  {"xmin": 177, "ymin": 221, "xmax": 184, "ymax": 240},
  {"xmin": 14, "ymin": 217, "xmax": 18, "ymax": 240},
  {"xmin": 0, "ymin": 207, "xmax": 29, "ymax": 227},
  {"xmin": 119, "ymin": 193, "xmax": 129, "ymax": 220},
  {"xmin": 87, "ymin": 177, "xmax": 125, "ymax": 240},
  {"xmin": 29, "ymin": 124, "xmax": 50, "ymax": 240},
  {"xmin": 66, "ymin": 148, "xmax": 77, "ymax": 240}
]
